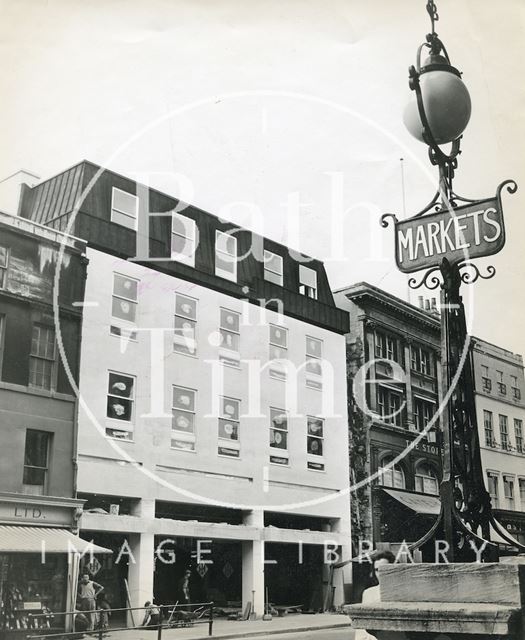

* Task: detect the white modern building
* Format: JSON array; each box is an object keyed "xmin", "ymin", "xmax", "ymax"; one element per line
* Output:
[
  {"xmin": 473, "ymin": 337, "xmax": 525, "ymax": 547},
  {"xmin": 18, "ymin": 161, "xmax": 352, "ymax": 617}
]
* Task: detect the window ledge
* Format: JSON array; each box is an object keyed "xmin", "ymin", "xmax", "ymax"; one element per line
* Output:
[{"xmin": 0, "ymin": 380, "xmax": 75, "ymax": 402}]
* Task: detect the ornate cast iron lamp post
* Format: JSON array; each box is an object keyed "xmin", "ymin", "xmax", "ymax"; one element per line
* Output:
[{"xmin": 382, "ymin": 0, "xmax": 522, "ymax": 561}]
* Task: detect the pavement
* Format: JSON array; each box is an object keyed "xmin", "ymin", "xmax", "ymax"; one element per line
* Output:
[{"xmin": 102, "ymin": 613, "xmax": 352, "ymax": 640}]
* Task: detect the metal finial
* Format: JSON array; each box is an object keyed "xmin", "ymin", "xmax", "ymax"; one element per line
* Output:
[{"xmin": 426, "ymin": 0, "xmax": 439, "ymax": 34}]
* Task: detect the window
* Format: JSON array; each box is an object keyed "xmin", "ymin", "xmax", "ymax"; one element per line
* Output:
[
  {"xmin": 23, "ymin": 430, "xmax": 51, "ymax": 495},
  {"xmin": 215, "ymin": 231, "xmax": 237, "ymax": 281},
  {"xmin": 487, "ymin": 473, "xmax": 499, "ymax": 508},
  {"xmin": 264, "ymin": 250, "xmax": 283, "ymax": 286},
  {"xmin": 106, "ymin": 372, "xmax": 135, "ymax": 440},
  {"xmin": 218, "ymin": 308, "xmax": 240, "ymax": 367},
  {"xmin": 173, "ymin": 294, "xmax": 197, "ymax": 356},
  {"xmin": 375, "ymin": 331, "xmax": 399, "ymax": 363},
  {"xmin": 415, "ymin": 463, "xmax": 439, "ymax": 495},
  {"xmin": 307, "ymin": 416, "xmax": 324, "ymax": 471},
  {"xmin": 519, "ymin": 478, "xmax": 525, "ymax": 505},
  {"xmin": 299, "ymin": 265, "xmax": 317, "ymax": 299},
  {"xmin": 218, "ymin": 396, "xmax": 240, "ymax": 458},
  {"xmin": 0, "ymin": 314, "xmax": 5, "ymax": 377},
  {"xmin": 172, "ymin": 386, "xmax": 196, "ymax": 451},
  {"xmin": 499, "ymin": 415, "xmax": 510, "ymax": 450},
  {"xmin": 511, "ymin": 376, "xmax": 521, "ymax": 400},
  {"xmin": 378, "ymin": 455, "xmax": 405, "ymax": 489},
  {"xmin": 305, "ymin": 336, "xmax": 323, "ymax": 390},
  {"xmin": 481, "ymin": 365, "xmax": 489, "ymax": 378},
  {"xmin": 503, "ymin": 476, "xmax": 515, "ymax": 509},
  {"xmin": 29, "ymin": 325, "xmax": 56, "ymax": 390},
  {"xmin": 411, "ymin": 346, "xmax": 431, "ymax": 376},
  {"xmin": 0, "ymin": 245, "xmax": 9, "ymax": 288},
  {"xmin": 111, "ymin": 187, "xmax": 138, "ymax": 230},
  {"xmin": 110, "ymin": 273, "xmax": 138, "ymax": 339},
  {"xmin": 484, "ymin": 410, "xmax": 495, "ymax": 447},
  {"xmin": 377, "ymin": 386, "xmax": 403, "ymax": 427},
  {"xmin": 413, "ymin": 397, "xmax": 434, "ymax": 431},
  {"xmin": 496, "ymin": 371, "xmax": 507, "ymax": 395},
  {"xmin": 269, "ymin": 324, "xmax": 288, "ymax": 380},
  {"xmin": 269, "ymin": 408, "xmax": 288, "ymax": 465},
  {"xmin": 171, "ymin": 214, "xmax": 197, "ymax": 266},
  {"xmin": 515, "ymin": 419, "xmax": 523, "ymax": 453}
]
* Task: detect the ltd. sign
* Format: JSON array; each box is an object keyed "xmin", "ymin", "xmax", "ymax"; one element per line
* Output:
[{"xmin": 392, "ymin": 185, "xmax": 511, "ymax": 274}]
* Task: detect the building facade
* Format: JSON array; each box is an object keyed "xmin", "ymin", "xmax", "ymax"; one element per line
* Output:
[
  {"xmin": 334, "ymin": 283, "xmax": 442, "ymax": 561},
  {"xmin": 473, "ymin": 337, "xmax": 525, "ymax": 547},
  {"xmin": 0, "ymin": 209, "xmax": 93, "ymax": 636},
  {"xmin": 18, "ymin": 161, "xmax": 352, "ymax": 616}
]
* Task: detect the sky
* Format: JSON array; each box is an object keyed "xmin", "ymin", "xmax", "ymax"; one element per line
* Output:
[{"xmin": 1, "ymin": 0, "xmax": 524, "ymax": 355}]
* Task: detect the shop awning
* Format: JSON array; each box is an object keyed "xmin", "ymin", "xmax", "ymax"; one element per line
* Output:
[
  {"xmin": 382, "ymin": 488, "xmax": 441, "ymax": 515},
  {"xmin": 0, "ymin": 526, "xmax": 111, "ymax": 554}
]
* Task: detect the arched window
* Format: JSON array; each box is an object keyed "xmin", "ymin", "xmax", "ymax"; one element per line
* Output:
[
  {"xmin": 415, "ymin": 463, "xmax": 439, "ymax": 495},
  {"xmin": 378, "ymin": 455, "xmax": 405, "ymax": 489}
]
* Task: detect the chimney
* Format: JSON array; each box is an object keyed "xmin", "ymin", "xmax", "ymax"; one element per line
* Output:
[{"xmin": 418, "ymin": 296, "xmax": 424, "ymax": 309}]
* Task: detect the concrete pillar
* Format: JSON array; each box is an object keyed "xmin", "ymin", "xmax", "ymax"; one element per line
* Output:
[
  {"xmin": 127, "ymin": 499, "xmax": 155, "ymax": 625},
  {"xmin": 330, "ymin": 518, "xmax": 353, "ymax": 606},
  {"xmin": 242, "ymin": 510, "xmax": 265, "ymax": 618}
]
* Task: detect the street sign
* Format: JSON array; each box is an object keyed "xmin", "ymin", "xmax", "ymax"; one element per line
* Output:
[{"xmin": 393, "ymin": 190, "xmax": 508, "ymax": 274}]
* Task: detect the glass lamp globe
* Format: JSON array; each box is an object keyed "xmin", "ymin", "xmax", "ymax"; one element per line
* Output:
[{"xmin": 403, "ymin": 56, "xmax": 472, "ymax": 145}]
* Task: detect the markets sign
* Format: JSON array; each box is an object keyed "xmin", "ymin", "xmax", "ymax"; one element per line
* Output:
[{"xmin": 392, "ymin": 184, "xmax": 513, "ymax": 274}]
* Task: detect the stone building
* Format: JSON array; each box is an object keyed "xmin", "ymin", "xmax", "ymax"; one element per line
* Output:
[{"xmin": 334, "ymin": 283, "xmax": 442, "ymax": 559}]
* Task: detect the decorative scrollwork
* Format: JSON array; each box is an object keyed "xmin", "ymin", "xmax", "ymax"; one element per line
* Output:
[
  {"xmin": 408, "ymin": 267, "xmax": 443, "ymax": 290},
  {"xmin": 426, "ymin": 0, "xmax": 439, "ymax": 32},
  {"xmin": 458, "ymin": 263, "xmax": 496, "ymax": 285},
  {"xmin": 380, "ymin": 213, "xmax": 397, "ymax": 228}
]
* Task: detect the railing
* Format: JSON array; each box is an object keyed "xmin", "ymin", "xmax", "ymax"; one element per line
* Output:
[{"xmin": 25, "ymin": 602, "xmax": 214, "ymax": 640}]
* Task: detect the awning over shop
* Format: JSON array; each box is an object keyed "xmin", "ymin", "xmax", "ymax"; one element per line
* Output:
[
  {"xmin": 0, "ymin": 526, "xmax": 111, "ymax": 554},
  {"xmin": 382, "ymin": 488, "xmax": 441, "ymax": 515}
]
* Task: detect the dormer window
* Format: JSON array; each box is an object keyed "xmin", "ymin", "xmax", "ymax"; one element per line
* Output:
[
  {"xmin": 215, "ymin": 231, "xmax": 237, "ymax": 282},
  {"xmin": 264, "ymin": 250, "xmax": 283, "ymax": 286},
  {"xmin": 111, "ymin": 187, "xmax": 138, "ymax": 230},
  {"xmin": 299, "ymin": 265, "xmax": 317, "ymax": 299},
  {"xmin": 171, "ymin": 213, "xmax": 197, "ymax": 266}
]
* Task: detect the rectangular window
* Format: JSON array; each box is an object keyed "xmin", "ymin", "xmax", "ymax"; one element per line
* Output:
[
  {"xmin": 172, "ymin": 386, "xmax": 196, "ymax": 452},
  {"xmin": 173, "ymin": 294, "xmax": 197, "ymax": 356},
  {"xmin": 512, "ymin": 385, "xmax": 521, "ymax": 400},
  {"xmin": 269, "ymin": 324, "xmax": 288, "ymax": 380},
  {"xmin": 218, "ymin": 396, "xmax": 240, "ymax": 458},
  {"xmin": 299, "ymin": 265, "xmax": 317, "ymax": 299},
  {"xmin": 215, "ymin": 231, "xmax": 237, "ymax": 281},
  {"xmin": 171, "ymin": 214, "xmax": 197, "ymax": 266},
  {"xmin": 29, "ymin": 325, "xmax": 56, "ymax": 390},
  {"xmin": 484, "ymin": 410, "xmax": 494, "ymax": 447},
  {"xmin": 106, "ymin": 372, "xmax": 135, "ymax": 440},
  {"xmin": 218, "ymin": 308, "xmax": 240, "ymax": 367},
  {"xmin": 0, "ymin": 246, "xmax": 9, "ymax": 289},
  {"xmin": 22, "ymin": 430, "xmax": 51, "ymax": 495},
  {"xmin": 515, "ymin": 419, "xmax": 523, "ymax": 453},
  {"xmin": 519, "ymin": 478, "xmax": 525, "ymax": 505},
  {"xmin": 264, "ymin": 250, "xmax": 283, "ymax": 286},
  {"xmin": 375, "ymin": 331, "xmax": 399, "ymax": 363},
  {"xmin": 482, "ymin": 377, "xmax": 492, "ymax": 392},
  {"xmin": 111, "ymin": 187, "xmax": 138, "ymax": 230},
  {"xmin": 411, "ymin": 346, "xmax": 431, "ymax": 375},
  {"xmin": 110, "ymin": 274, "xmax": 138, "ymax": 339},
  {"xmin": 0, "ymin": 314, "xmax": 5, "ymax": 378},
  {"xmin": 269, "ymin": 408, "xmax": 288, "ymax": 465},
  {"xmin": 305, "ymin": 336, "xmax": 323, "ymax": 390},
  {"xmin": 481, "ymin": 365, "xmax": 489, "ymax": 378},
  {"xmin": 487, "ymin": 473, "xmax": 499, "ymax": 508},
  {"xmin": 503, "ymin": 476, "xmax": 515, "ymax": 508},
  {"xmin": 413, "ymin": 397, "xmax": 434, "ymax": 431},
  {"xmin": 499, "ymin": 415, "xmax": 509, "ymax": 450},
  {"xmin": 307, "ymin": 416, "xmax": 324, "ymax": 470},
  {"xmin": 377, "ymin": 386, "xmax": 403, "ymax": 427}
]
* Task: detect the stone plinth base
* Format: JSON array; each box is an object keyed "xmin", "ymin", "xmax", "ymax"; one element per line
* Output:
[{"xmin": 346, "ymin": 563, "xmax": 525, "ymax": 638}]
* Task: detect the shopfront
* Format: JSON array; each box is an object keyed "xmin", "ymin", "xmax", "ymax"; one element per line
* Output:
[{"xmin": 0, "ymin": 493, "xmax": 110, "ymax": 639}]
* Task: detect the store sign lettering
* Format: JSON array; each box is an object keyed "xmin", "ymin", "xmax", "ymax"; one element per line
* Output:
[
  {"xmin": 394, "ymin": 197, "xmax": 506, "ymax": 273},
  {"xmin": 0, "ymin": 501, "xmax": 71, "ymax": 526},
  {"xmin": 406, "ymin": 440, "xmax": 441, "ymax": 456}
]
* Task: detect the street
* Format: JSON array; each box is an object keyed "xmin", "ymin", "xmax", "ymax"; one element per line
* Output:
[{"xmin": 231, "ymin": 629, "xmax": 354, "ymax": 640}]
